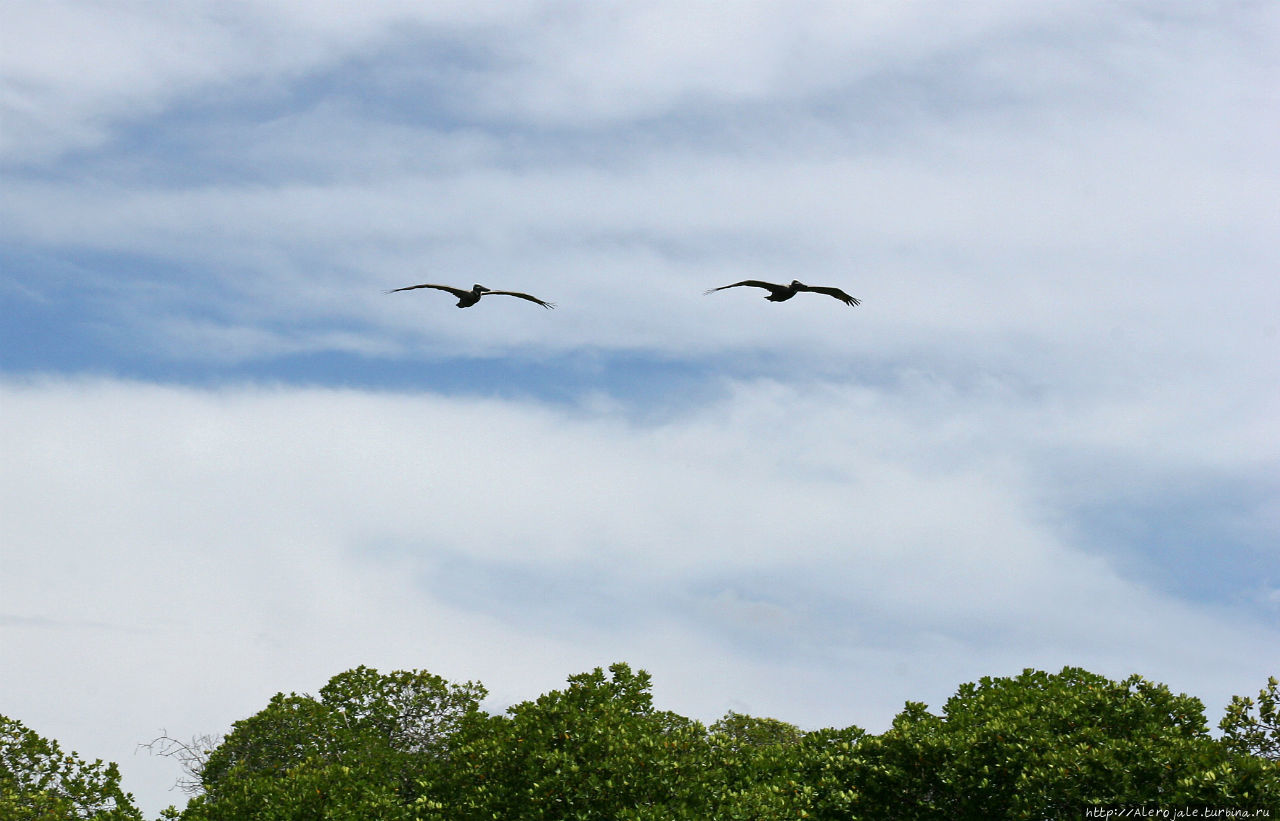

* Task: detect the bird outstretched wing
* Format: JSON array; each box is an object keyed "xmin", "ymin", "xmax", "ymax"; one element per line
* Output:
[
  {"xmin": 703, "ymin": 280, "xmax": 784, "ymax": 296},
  {"xmin": 798, "ymin": 284, "xmax": 861, "ymax": 306},
  {"xmin": 385, "ymin": 283, "xmax": 469, "ymax": 298},
  {"xmin": 484, "ymin": 290, "xmax": 556, "ymax": 309}
]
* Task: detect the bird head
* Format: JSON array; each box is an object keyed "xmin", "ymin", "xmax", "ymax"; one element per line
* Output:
[{"xmin": 472, "ymin": 284, "xmax": 490, "ymax": 293}]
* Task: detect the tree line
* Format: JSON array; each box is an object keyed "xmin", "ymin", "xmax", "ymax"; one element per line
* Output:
[{"xmin": 3, "ymin": 664, "xmax": 1278, "ymax": 819}]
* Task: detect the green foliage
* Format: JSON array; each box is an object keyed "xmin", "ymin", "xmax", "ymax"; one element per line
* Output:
[
  {"xmin": 184, "ymin": 666, "xmax": 485, "ymax": 821},
  {"xmin": 440, "ymin": 662, "xmax": 713, "ymax": 821},
  {"xmin": 835, "ymin": 667, "xmax": 1280, "ymax": 818},
  {"xmin": 1221, "ymin": 675, "xmax": 1280, "ymax": 761},
  {"xmin": 0, "ymin": 714, "xmax": 142, "ymax": 820},
  {"xmin": 709, "ymin": 711, "xmax": 802, "ymax": 751},
  {"xmin": 177, "ymin": 757, "xmax": 416, "ymax": 821},
  {"xmin": 694, "ymin": 713, "xmax": 861, "ymax": 820},
  {"xmin": 13, "ymin": 664, "xmax": 1279, "ymax": 819}
]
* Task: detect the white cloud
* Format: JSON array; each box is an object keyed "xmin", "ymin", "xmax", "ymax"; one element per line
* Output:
[
  {"xmin": 1, "ymin": 375, "xmax": 1275, "ymax": 815},
  {"xmin": 0, "ymin": 1, "xmax": 1069, "ymax": 161},
  {"xmin": 2, "ymin": 1, "xmax": 1275, "ymax": 386},
  {"xmin": 464, "ymin": 0, "xmax": 1116, "ymax": 125},
  {"xmin": 4, "ymin": 119, "xmax": 1275, "ymax": 377},
  {"xmin": 0, "ymin": 0, "xmax": 540, "ymax": 163}
]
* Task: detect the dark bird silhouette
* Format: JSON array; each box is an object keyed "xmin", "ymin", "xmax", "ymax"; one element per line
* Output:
[
  {"xmin": 386, "ymin": 283, "xmax": 555, "ymax": 309},
  {"xmin": 704, "ymin": 279, "xmax": 860, "ymax": 306}
]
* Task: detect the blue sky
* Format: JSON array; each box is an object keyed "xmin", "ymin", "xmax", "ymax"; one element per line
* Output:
[{"xmin": 2, "ymin": 1, "xmax": 1278, "ymax": 814}]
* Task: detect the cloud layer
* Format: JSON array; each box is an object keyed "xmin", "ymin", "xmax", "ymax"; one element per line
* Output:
[
  {"xmin": 3, "ymin": 375, "xmax": 1275, "ymax": 812},
  {"xmin": 4, "ymin": 1, "xmax": 1276, "ymax": 368}
]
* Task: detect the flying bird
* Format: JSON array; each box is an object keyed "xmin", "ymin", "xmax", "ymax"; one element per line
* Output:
[
  {"xmin": 386, "ymin": 282, "xmax": 555, "ymax": 309},
  {"xmin": 704, "ymin": 279, "xmax": 860, "ymax": 306}
]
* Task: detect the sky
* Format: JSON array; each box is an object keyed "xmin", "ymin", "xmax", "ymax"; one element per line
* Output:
[{"xmin": 1, "ymin": 0, "xmax": 1278, "ymax": 814}]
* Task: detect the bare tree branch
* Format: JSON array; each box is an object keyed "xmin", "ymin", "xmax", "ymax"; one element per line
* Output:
[{"xmin": 138, "ymin": 730, "xmax": 223, "ymax": 795}]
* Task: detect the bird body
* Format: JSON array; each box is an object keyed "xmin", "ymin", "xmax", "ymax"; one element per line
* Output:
[
  {"xmin": 386, "ymin": 282, "xmax": 555, "ymax": 309},
  {"xmin": 704, "ymin": 279, "xmax": 860, "ymax": 306}
]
